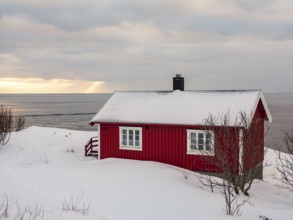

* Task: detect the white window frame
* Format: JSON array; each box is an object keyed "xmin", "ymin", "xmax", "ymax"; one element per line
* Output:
[
  {"xmin": 119, "ymin": 126, "xmax": 142, "ymax": 151},
  {"xmin": 187, "ymin": 129, "xmax": 214, "ymax": 156}
]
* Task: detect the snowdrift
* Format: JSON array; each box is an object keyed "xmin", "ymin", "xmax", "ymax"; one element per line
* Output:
[{"xmin": 0, "ymin": 126, "xmax": 292, "ymax": 220}]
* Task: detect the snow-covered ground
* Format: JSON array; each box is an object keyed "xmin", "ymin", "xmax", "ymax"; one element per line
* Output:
[{"xmin": 0, "ymin": 126, "xmax": 292, "ymax": 220}]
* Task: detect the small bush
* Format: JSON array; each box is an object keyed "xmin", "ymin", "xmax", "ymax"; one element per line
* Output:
[
  {"xmin": 0, "ymin": 195, "xmax": 9, "ymax": 219},
  {"xmin": 16, "ymin": 204, "xmax": 44, "ymax": 220},
  {"xmin": 276, "ymin": 129, "xmax": 293, "ymax": 188},
  {"xmin": 0, "ymin": 105, "xmax": 25, "ymax": 145},
  {"xmin": 0, "ymin": 195, "xmax": 44, "ymax": 220},
  {"xmin": 222, "ymin": 180, "xmax": 246, "ymax": 216},
  {"xmin": 62, "ymin": 190, "xmax": 90, "ymax": 215}
]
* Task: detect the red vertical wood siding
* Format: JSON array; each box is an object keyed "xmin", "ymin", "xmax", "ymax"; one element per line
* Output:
[
  {"xmin": 98, "ymin": 100, "xmax": 266, "ymax": 172},
  {"xmin": 242, "ymin": 101, "xmax": 265, "ymax": 172},
  {"xmin": 100, "ymin": 123, "xmax": 224, "ymax": 172},
  {"xmin": 212, "ymin": 126, "xmax": 240, "ymax": 174}
]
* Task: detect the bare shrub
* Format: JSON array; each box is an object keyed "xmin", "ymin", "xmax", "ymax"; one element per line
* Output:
[
  {"xmin": 197, "ymin": 111, "xmax": 267, "ymax": 197},
  {"xmin": 276, "ymin": 129, "xmax": 293, "ymax": 188},
  {"xmin": 222, "ymin": 180, "xmax": 246, "ymax": 216},
  {"xmin": 0, "ymin": 195, "xmax": 9, "ymax": 219},
  {"xmin": 14, "ymin": 115, "xmax": 26, "ymax": 132},
  {"xmin": 197, "ymin": 173, "xmax": 218, "ymax": 193},
  {"xmin": 194, "ymin": 111, "xmax": 268, "ymax": 216},
  {"xmin": 0, "ymin": 106, "xmax": 13, "ymax": 145},
  {"xmin": 62, "ymin": 190, "xmax": 90, "ymax": 215},
  {"xmin": 16, "ymin": 204, "xmax": 44, "ymax": 220},
  {"xmin": 0, "ymin": 105, "xmax": 26, "ymax": 145},
  {"xmin": 0, "ymin": 196, "xmax": 44, "ymax": 220},
  {"xmin": 197, "ymin": 173, "xmax": 246, "ymax": 216}
]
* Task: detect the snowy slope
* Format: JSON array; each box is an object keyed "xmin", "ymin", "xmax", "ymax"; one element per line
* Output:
[{"xmin": 0, "ymin": 127, "xmax": 292, "ymax": 220}]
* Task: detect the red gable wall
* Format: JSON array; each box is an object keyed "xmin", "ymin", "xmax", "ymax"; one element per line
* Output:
[{"xmin": 242, "ymin": 101, "xmax": 266, "ymax": 172}]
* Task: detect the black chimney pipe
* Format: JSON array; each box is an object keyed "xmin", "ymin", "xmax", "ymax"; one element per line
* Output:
[{"xmin": 173, "ymin": 74, "xmax": 184, "ymax": 91}]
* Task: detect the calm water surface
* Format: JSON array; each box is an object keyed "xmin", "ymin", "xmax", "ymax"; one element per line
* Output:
[
  {"xmin": 264, "ymin": 93, "xmax": 293, "ymax": 149},
  {"xmin": 0, "ymin": 93, "xmax": 111, "ymax": 131},
  {"xmin": 0, "ymin": 93, "xmax": 292, "ymax": 150}
]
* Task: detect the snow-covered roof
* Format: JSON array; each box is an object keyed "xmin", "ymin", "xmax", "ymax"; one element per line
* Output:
[{"xmin": 91, "ymin": 90, "xmax": 272, "ymax": 126}]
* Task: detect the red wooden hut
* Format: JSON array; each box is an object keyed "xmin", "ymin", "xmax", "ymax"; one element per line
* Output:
[{"xmin": 85, "ymin": 75, "xmax": 272, "ymax": 175}]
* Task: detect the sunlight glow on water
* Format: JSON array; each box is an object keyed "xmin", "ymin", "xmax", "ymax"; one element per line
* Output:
[{"xmin": 0, "ymin": 77, "xmax": 104, "ymax": 94}]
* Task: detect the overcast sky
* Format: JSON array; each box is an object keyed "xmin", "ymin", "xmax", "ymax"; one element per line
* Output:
[{"xmin": 0, "ymin": 0, "xmax": 293, "ymax": 93}]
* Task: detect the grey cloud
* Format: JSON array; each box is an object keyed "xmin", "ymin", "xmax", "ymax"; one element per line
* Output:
[
  {"xmin": 233, "ymin": 0, "xmax": 282, "ymax": 12},
  {"xmin": 178, "ymin": 15, "xmax": 293, "ymax": 40},
  {"xmin": 2, "ymin": 0, "xmax": 291, "ymax": 37},
  {"xmin": 0, "ymin": 0, "xmax": 293, "ymax": 92},
  {"xmin": 0, "ymin": 0, "xmax": 187, "ymax": 31}
]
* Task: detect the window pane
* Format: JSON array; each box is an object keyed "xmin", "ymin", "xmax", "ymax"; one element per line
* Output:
[
  {"xmin": 205, "ymin": 133, "xmax": 211, "ymax": 150},
  {"xmin": 198, "ymin": 144, "xmax": 204, "ymax": 150},
  {"xmin": 191, "ymin": 144, "xmax": 197, "ymax": 150},
  {"xmin": 189, "ymin": 132, "xmax": 196, "ymax": 150},
  {"xmin": 206, "ymin": 132, "xmax": 210, "ymax": 140},
  {"xmin": 122, "ymin": 129, "xmax": 127, "ymax": 135},
  {"xmin": 129, "ymin": 130, "xmax": 133, "ymax": 146},
  {"xmin": 190, "ymin": 135, "xmax": 196, "ymax": 149},
  {"xmin": 135, "ymin": 130, "xmax": 140, "ymax": 146},
  {"xmin": 206, "ymin": 140, "xmax": 211, "ymax": 150},
  {"xmin": 198, "ymin": 132, "xmax": 204, "ymax": 150},
  {"xmin": 190, "ymin": 137, "xmax": 196, "ymax": 144},
  {"xmin": 190, "ymin": 133, "xmax": 196, "ymax": 139},
  {"xmin": 205, "ymin": 141, "xmax": 210, "ymax": 150},
  {"xmin": 135, "ymin": 130, "xmax": 140, "ymax": 140},
  {"xmin": 122, "ymin": 134, "xmax": 127, "ymax": 145}
]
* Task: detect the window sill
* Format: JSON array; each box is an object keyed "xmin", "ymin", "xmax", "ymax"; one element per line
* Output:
[
  {"xmin": 119, "ymin": 146, "xmax": 142, "ymax": 151},
  {"xmin": 187, "ymin": 150, "xmax": 214, "ymax": 156}
]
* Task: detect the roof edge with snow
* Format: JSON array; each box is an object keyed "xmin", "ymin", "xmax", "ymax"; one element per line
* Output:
[{"xmin": 90, "ymin": 90, "xmax": 272, "ymax": 127}]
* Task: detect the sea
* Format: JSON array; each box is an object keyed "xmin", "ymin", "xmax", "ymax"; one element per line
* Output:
[
  {"xmin": 0, "ymin": 93, "xmax": 293, "ymax": 150},
  {"xmin": 0, "ymin": 93, "xmax": 111, "ymax": 131}
]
